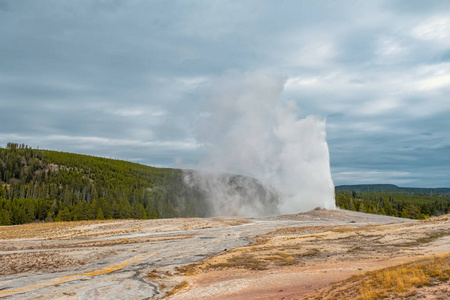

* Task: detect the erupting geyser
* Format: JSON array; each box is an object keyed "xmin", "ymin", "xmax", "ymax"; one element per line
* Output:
[{"xmin": 190, "ymin": 72, "xmax": 335, "ymax": 216}]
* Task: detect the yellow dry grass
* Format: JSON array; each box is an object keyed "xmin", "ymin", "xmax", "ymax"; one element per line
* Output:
[
  {"xmin": 176, "ymin": 233, "xmax": 321, "ymax": 275},
  {"xmin": 0, "ymin": 251, "xmax": 85, "ymax": 276},
  {"xmin": 0, "ymin": 220, "xmax": 125, "ymax": 239},
  {"xmin": 165, "ymin": 280, "xmax": 189, "ymax": 296},
  {"xmin": 209, "ymin": 217, "xmax": 252, "ymax": 226},
  {"xmin": 308, "ymin": 253, "xmax": 450, "ymax": 300},
  {"xmin": 0, "ymin": 217, "xmax": 252, "ymax": 240}
]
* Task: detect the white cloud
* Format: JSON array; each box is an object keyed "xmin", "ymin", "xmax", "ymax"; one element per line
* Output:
[
  {"xmin": 358, "ymin": 98, "xmax": 403, "ymax": 115},
  {"xmin": 0, "ymin": 133, "xmax": 33, "ymax": 142},
  {"xmin": 376, "ymin": 37, "xmax": 405, "ymax": 56},
  {"xmin": 175, "ymin": 76, "xmax": 208, "ymax": 88},
  {"xmin": 332, "ymin": 169, "xmax": 414, "ymax": 185},
  {"xmin": 3, "ymin": 1, "xmax": 450, "ymax": 187},
  {"xmin": 412, "ymin": 17, "xmax": 450, "ymax": 40},
  {"xmin": 111, "ymin": 108, "xmax": 166, "ymax": 118},
  {"xmin": 417, "ymin": 74, "xmax": 450, "ymax": 90},
  {"xmin": 285, "ymin": 76, "xmax": 319, "ymax": 87},
  {"xmin": 47, "ymin": 135, "xmax": 202, "ymax": 150},
  {"xmin": 290, "ymin": 42, "xmax": 337, "ymax": 67},
  {"xmin": 0, "ymin": 134, "xmax": 201, "ymax": 151},
  {"xmin": 327, "ymin": 121, "xmax": 390, "ymax": 134},
  {"xmin": 285, "ymin": 72, "xmax": 340, "ymax": 90},
  {"xmin": 113, "ymin": 109, "xmax": 144, "ymax": 117},
  {"xmin": 151, "ymin": 111, "xmax": 165, "ymax": 117}
]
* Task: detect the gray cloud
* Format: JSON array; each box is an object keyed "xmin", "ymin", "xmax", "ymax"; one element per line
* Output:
[{"xmin": 1, "ymin": 0, "xmax": 450, "ymax": 187}]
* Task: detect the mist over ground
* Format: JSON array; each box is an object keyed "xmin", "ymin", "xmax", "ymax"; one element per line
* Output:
[{"xmin": 186, "ymin": 72, "xmax": 335, "ymax": 216}]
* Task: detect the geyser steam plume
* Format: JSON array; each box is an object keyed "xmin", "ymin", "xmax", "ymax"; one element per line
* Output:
[{"xmin": 189, "ymin": 72, "xmax": 335, "ymax": 216}]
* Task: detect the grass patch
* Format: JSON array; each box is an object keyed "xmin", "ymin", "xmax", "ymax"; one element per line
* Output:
[
  {"xmin": 208, "ymin": 252, "xmax": 268, "ymax": 271},
  {"xmin": 146, "ymin": 269, "xmax": 163, "ymax": 279},
  {"xmin": 177, "ymin": 246, "xmax": 321, "ymax": 275},
  {"xmin": 0, "ymin": 220, "xmax": 115, "ymax": 239},
  {"xmin": 416, "ymin": 232, "xmax": 449, "ymax": 244},
  {"xmin": 308, "ymin": 254, "xmax": 450, "ymax": 300},
  {"xmin": 210, "ymin": 218, "xmax": 252, "ymax": 226},
  {"xmin": 332, "ymin": 227, "xmax": 354, "ymax": 233},
  {"xmin": 394, "ymin": 231, "xmax": 449, "ymax": 248},
  {"xmin": 0, "ymin": 251, "xmax": 85, "ymax": 275},
  {"xmin": 0, "ymin": 219, "xmax": 149, "ymax": 240},
  {"xmin": 299, "ymin": 248, "xmax": 320, "ymax": 257},
  {"xmin": 175, "ymin": 264, "xmax": 200, "ymax": 276},
  {"xmin": 263, "ymin": 251, "xmax": 296, "ymax": 266},
  {"xmin": 165, "ymin": 280, "xmax": 189, "ymax": 296}
]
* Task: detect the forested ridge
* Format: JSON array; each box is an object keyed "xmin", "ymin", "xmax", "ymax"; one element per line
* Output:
[
  {"xmin": 336, "ymin": 184, "xmax": 450, "ymax": 196},
  {"xmin": 0, "ymin": 143, "xmax": 210, "ymax": 225},
  {"xmin": 1, "ymin": 143, "xmax": 449, "ymax": 225},
  {"xmin": 335, "ymin": 190, "xmax": 450, "ymax": 219}
]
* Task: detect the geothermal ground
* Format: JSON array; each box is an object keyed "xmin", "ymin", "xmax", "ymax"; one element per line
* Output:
[{"xmin": 0, "ymin": 209, "xmax": 449, "ymax": 299}]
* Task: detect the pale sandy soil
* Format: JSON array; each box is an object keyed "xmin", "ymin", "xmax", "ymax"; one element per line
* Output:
[{"xmin": 0, "ymin": 209, "xmax": 448, "ymax": 299}]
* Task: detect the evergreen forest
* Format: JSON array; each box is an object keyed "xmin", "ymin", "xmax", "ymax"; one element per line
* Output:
[
  {"xmin": 0, "ymin": 143, "xmax": 210, "ymax": 225},
  {"xmin": 1, "ymin": 143, "xmax": 449, "ymax": 225},
  {"xmin": 335, "ymin": 190, "xmax": 450, "ymax": 219}
]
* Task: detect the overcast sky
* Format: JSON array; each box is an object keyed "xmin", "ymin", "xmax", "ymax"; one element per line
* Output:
[{"xmin": 1, "ymin": 0, "xmax": 449, "ymax": 187}]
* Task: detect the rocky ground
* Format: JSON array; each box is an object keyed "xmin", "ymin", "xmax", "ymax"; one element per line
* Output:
[{"xmin": 0, "ymin": 209, "xmax": 448, "ymax": 299}]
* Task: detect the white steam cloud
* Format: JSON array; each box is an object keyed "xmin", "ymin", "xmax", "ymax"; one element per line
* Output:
[{"xmin": 189, "ymin": 72, "xmax": 335, "ymax": 216}]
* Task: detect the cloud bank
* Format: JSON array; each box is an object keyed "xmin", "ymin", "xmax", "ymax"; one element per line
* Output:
[{"xmin": 1, "ymin": 1, "xmax": 450, "ymax": 187}]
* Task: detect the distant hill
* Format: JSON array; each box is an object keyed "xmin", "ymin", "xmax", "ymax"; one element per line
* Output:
[
  {"xmin": 335, "ymin": 184, "xmax": 450, "ymax": 196},
  {"xmin": 0, "ymin": 143, "xmax": 278, "ymax": 225}
]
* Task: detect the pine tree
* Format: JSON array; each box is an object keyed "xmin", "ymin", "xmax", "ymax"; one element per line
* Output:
[
  {"xmin": 96, "ymin": 208, "xmax": 105, "ymax": 220},
  {"xmin": 0, "ymin": 209, "xmax": 11, "ymax": 225}
]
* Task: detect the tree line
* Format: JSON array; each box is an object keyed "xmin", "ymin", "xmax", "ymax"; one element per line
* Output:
[
  {"xmin": 2, "ymin": 143, "xmax": 449, "ymax": 225},
  {"xmin": 335, "ymin": 190, "xmax": 450, "ymax": 219},
  {"xmin": 0, "ymin": 143, "xmax": 210, "ymax": 225}
]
